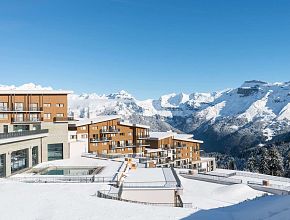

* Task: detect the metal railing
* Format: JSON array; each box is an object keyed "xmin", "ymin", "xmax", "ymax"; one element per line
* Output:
[
  {"xmin": 0, "ymin": 107, "xmax": 43, "ymax": 111},
  {"xmin": 137, "ymin": 135, "xmax": 150, "ymax": 140},
  {"xmin": 122, "ymin": 181, "xmax": 179, "ymax": 188},
  {"xmin": 0, "ymin": 129, "xmax": 49, "ymax": 140},
  {"xmin": 90, "ymin": 137, "xmax": 112, "ymax": 143},
  {"xmin": 97, "ymin": 190, "xmax": 192, "ymax": 208},
  {"xmin": 53, "ymin": 117, "xmax": 75, "ymax": 122},
  {"xmin": 171, "ymin": 167, "xmax": 182, "ymax": 187},
  {"xmin": 12, "ymin": 117, "xmax": 42, "ymax": 123},
  {"xmin": 180, "ymin": 173, "xmax": 242, "ymax": 185},
  {"xmin": 9, "ymin": 175, "xmax": 115, "ymax": 183},
  {"xmin": 100, "ymin": 128, "xmax": 120, "ymax": 133},
  {"xmin": 235, "ymin": 171, "xmax": 290, "ymax": 183}
]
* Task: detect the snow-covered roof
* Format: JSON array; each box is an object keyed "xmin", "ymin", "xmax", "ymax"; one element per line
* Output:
[
  {"xmin": 0, "ymin": 83, "xmax": 72, "ymax": 94},
  {"xmin": 119, "ymin": 121, "xmax": 150, "ymax": 129},
  {"xmin": 149, "ymin": 131, "xmax": 203, "ymax": 143},
  {"xmin": 149, "ymin": 132, "xmax": 175, "ymax": 140},
  {"xmin": 0, "ymin": 90, "xmax": 72, "ymax": 94},
  {"xmin": 76, "ymin": 115, "xmax": 121, "ymax": 127}
]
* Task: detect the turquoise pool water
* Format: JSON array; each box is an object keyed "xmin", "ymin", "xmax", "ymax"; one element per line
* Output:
[{"xmin": 41, "ymin": 168, "xmax": 96, "ymax": 176}]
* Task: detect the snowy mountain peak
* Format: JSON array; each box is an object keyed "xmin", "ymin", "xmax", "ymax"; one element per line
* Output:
[{"xmin": 107, "ymin": 90, "xmax": 135, "ymax": 100}]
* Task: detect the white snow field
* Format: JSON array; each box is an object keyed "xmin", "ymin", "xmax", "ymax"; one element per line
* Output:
[
  {"xmin": 0, "ymin": 155, "xmax": 289, "ymax": 220},
  {"xmin": 179, "ymin": 175, "xmax": 265, "ymax": 210}
]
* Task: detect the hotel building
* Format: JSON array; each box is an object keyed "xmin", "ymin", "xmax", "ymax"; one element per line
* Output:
[
  {"xmin": 74, "ymin": 116, "xmax": 150, "ymax": 157},
  {"xmin": 140, "ymin": 132, "xmax": 216, "ymax": 171},
  {"xmin": 0, "ymin": 90, "xmax": 71, "ymax": 177},
  {"xmin": 73, "ymin": 116, "xmax": 215, "ymax": 171}
]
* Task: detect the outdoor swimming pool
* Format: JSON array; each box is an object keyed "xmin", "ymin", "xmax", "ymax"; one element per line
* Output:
[{"xmin": 41, "ymin": 167, "xmax": 99, "ymax": 176}]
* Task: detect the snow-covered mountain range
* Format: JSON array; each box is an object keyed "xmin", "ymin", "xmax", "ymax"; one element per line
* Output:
[
  {"xmin": 2, "ymin": 81, "xmax": 290, "ymax": 154},
  {"xmin": 68, "ymin": 80, "xmax": 290, "ymax": 154}
]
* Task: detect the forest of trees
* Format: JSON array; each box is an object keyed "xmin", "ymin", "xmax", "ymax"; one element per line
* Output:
[{"xmin": 205, "ymin": 143, "xmax": 290, "ymax": 177}]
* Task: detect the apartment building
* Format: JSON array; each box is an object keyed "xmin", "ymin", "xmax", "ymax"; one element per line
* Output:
[
  {"xmin": 75, "ymin": 116, "xmax": 150, "ymax": 157},
  {"xmin": 0, "ymin": 90, "xmax": 71, "ymax": 177},
  {"xmin": 141, "ymin": 132, "xmax": 215, "ymax": 171}
]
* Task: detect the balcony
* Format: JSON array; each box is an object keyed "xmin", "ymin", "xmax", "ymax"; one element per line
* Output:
[
  {"xmin": 0, "ymin": 107, "xmax": 43, "ymax": 112},
  {"xmin": 100, "ymin": 128, "xmax": 120, "ymax": 134},
  {"xmin": 53, "ymin": 117, "xmax": 75, "ymax": 122},
  {"xmin": 0, "ymin": 129, "xmax": 49, "ymax": 140},
  {"xmin": 137, "ymin": 135, "xmax": 150, "ymax": 140},
  {"xmin": 90, "ymin": 137, "xmax": 112, "ymax": 143},
  {"xmin": 0, "ymin": 129, "xmax": 49, "ymax": 144},
  {"xmin": 11, "ymin": 117, "xmax": 41, "ymax": 124}
]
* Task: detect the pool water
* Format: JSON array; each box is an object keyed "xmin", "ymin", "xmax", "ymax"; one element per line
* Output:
[{"xmin": 41, "ymin": 168, "xmax": 96, "ymax": 176}]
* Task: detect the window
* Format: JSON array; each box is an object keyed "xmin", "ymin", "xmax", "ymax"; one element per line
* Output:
[
  {"xmin": 128, "ymin": 132, "xmax": 132, "ymax": 136},
  {"xmin": 80, "ymin": 126, "xmax": 86, "ymax": 130},
  {"xmin": 0, "ymin": 102, "xmax": 8, "ymax": 111},
  {"xmin": 56, "ymin": 113, "xmax": 64, "ymax": 117},
  {"xmin": 32, "ymin": 146, "xmax": 39, "ymax": 166},
  {"xmin": 43, "ymin": 103, "xmax": 51, "ymax": 108},
  {"xmin": 120, "ymin": 133, "xmax": 125, "ymax": 136},
  {"xmin": 13, "ymin": 125, "xmax": 29, "ymax": 132},
  {"xmin": 14, "ymin": 102, "xmax": 23, "ymax": 111},
  {"xmin": 44, "ymin": 113, "xmax": 51, "ymax": 120},
  {"xmin": 0, "ymin": 154, "xmax": 5, "ymax": 177},
  {"xmin": 11, "ymin": 149, "xmax": 28, "ymax": 173},
  {"xmin": 29, "ymin": 113, "xmax": 39, "ymax": 122},
  {"xmin": 29, "ymin": 103, "xmax": 38, "ymax": 111},
  {"xmin": 56, "ymin": 103, "xmax": 64, "ymax": 107},
  {"xmin": 47, "ymin": 143, "xmax": 63, "ymax": 161},
  {"xmin": 81, "ymin": 134, "xmax": 87, "ymax": 139},
  {"xmin": 0, "ymin": 114, "xmax": 8, "ymax": 119},
  {"xmin": 15, "ymin": 114, "xmax": 24, "ymax": 122}
]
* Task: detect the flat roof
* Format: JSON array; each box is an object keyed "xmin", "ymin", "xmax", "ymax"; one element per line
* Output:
[
  {"xmin": 119, "ymin": 121, "xmax": 150, "ymax": 129},
  {"xmin": 0, "ymin": 90, "xmax": 72, "ymax": 95},
  {"xmin": 124, "ymin": 168, "xmax": 178, "ymax": 187},
  {"xmin": 76, "ymin": 115, "xmax": 121, "ymax": 127}
]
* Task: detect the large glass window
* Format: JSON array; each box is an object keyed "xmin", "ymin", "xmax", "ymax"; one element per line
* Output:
[
  {"xmin": 29, "ymin": 103, "xmax": 38, "ymax": 111},
  {"xmin": 0, "ymin": 102, "xmax": 8, "ymax": 111},
  {"xmin": 48, "ymin": 143, "xmax": 63, "ymax": 161},
  {"xmin": 0, "ymin": 154, "xmax": 5, "ymax": 177},
  {"xmin": 13, "ymin": 125, "xmax": 29, "ymax": 132},
  {"xmin": 29, "ymin": 113, "xmax": 39, "ymax": 122},
  {"xmin": 14, "ymin": 103, "xmax": 24, "ymax": 111},
  {"xmin": 32, "ymin": 146, "xmax": 39, "ymax": 166},
  {"xmin": 11, "ymin": 149, "xmax": 28, "ymax": 173}
]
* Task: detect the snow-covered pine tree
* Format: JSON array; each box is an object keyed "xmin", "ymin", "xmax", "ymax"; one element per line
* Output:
[
  {"xmin": 284, "ymin": 152, "xmax": 290, "ymax": 177},
  {"xmin": 258, "ymin": 147, "xmax": 270, "ymax": 175},
  {"xmin": 268, "ymin": 146, "xmax": 284, "ymax": 176},
  {"xmin": 246, "ymin": 153, "xmax": 258, "ymax": 172}
]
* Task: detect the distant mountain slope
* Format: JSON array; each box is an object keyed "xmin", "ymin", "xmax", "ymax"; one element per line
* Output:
[{"xmin": 68, "ymin": 80, "xmax": 290, "ymax": 155}]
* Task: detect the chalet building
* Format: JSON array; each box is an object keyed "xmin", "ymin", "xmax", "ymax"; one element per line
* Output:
[
  {"xmin": 73, "ymin": 116, "xmax": 215, "ymax": 171},
  {"xmin": 0, "ymin": 90, "xmax": 71, "ymax": 177},
  {"xmin": 140, "ymin": 132, "xmax": 215, "ymax": 171},
  {"xmin": 74, "ymin": 116, "xmax": 150, "ymax": 157}
]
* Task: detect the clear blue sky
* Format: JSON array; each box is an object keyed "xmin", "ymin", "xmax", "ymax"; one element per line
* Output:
[{"xmin": 0, "ymin": 0, "xmax": 290, "ymax": 99}]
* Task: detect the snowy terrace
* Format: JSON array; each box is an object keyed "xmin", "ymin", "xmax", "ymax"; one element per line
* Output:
[
  {"xmin": 9, "ymin": 156, "xmax": 124, "ymax": 183},
  {"xmin": 201, "ymin": 169, "xmax": 290, "ymax": 195}
]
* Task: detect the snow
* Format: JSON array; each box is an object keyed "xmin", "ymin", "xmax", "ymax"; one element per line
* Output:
[
  {"xmin": 149, "ymin": 131, "xmax": 175, "ymax": 140},
  {"xmin": 0, "ymin": 179, "xmax": 190, "ymax": 220},
  {"xmin": 0, "ymin": 83, "xmax": 53, "ymax": 91},
  {"xmin": 180, "ymin": 175, "xmax": 265, "ymax": 210},
  {"xmin": 125, "ymin": 168, "xmax": 169, "ymax": 183},
  {"xmin": 75, "ymin": 115, "xmax": 121, "ymax": 126}
]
